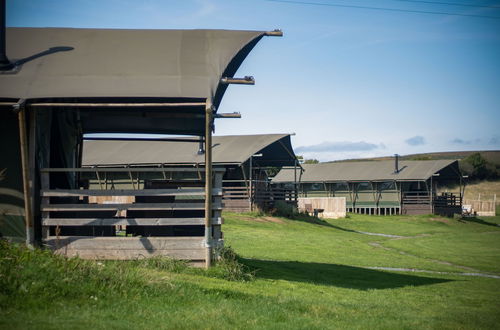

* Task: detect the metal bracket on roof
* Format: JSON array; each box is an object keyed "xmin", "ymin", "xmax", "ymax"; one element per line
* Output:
[
  {"xmin": 220, "ymin": 76, "xmax": 255, "ymax": 85},
  {"xmin": 265, "ymin": 29, "xmax": 283, "ymax": 37},
  {"xmin": 11, "ymin": 99, "xmax": 25, "ymax": 114},
  {"xmin": 213, "ymin": 112, "xmax": 241, "ymax": 119}
]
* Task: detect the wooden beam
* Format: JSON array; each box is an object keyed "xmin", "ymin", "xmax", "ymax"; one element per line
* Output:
[
  {"xmin": 42, "ymin": 217, "xmax": 222, "ymax": 226},
  {"xmin": 45, "ymin": 236, "xmax": 206, "ymax": 260},
  {"xmin": 41, "ymin": 188, "xmax": 222, "ymax": 197},
  {"xmin": 16, "ymin": 100, "xmax": 34, "ymax": 246},
  {"xmin": 41, "ymin": 167, "xmax": 225, "ymax": 173},
  {"xmin": 49, "ymin": 248, "xmax": 206, "ymax": 260},
  {"xmin": 41, "ymin": 202, "xmax": 223, "ymax": 211},
  {"xmin": 29, "ymin": 102, "xmax": 206, "ymax": 108}
]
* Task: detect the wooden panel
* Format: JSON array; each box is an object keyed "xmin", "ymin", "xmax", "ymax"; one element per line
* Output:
[
  {"xmin": 463, "ymin": 199, "xmax": 496, "ymax": 216},
  {"xmin": 51, "ymin": 248, "xmax": 206, "ymax": 260},
  {"xmin": 46, "ymin": 236, "xmax": 204, "ymax": 249},
  {"xmin": 41, "ymin": 188, "xmax": 222, "ymax": 197},
  {"xmin": 298, "ymin": 197, "xmax": 346, "ymax": 219},
  {"xmin": 222, "ymin": 199, "xmax": 251, "ymax": 212},
  {"xmin": 42, "ymin": 217, "xmax": 222, "ymax": 226},
  {"xmin": 42, "ymin": 202, "xmax": 222, "ymax": 211}
]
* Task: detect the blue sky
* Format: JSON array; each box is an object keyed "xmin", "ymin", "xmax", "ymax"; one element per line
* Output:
[{"xmin": 7, "ymin": 0, "xmax": 500, "ymax": 161}]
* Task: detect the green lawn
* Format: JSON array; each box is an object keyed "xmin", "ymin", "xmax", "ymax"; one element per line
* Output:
[{"xmin": 1, "ymin": 212, "xmax": 499, "ymax": 329}]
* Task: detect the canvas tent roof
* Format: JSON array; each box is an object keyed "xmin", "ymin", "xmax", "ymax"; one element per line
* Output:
[
  {"xmin": 2, "ymin": 27, "xmax": 267, "ymax": 105},
  {"xmin": 82, "ymin": 134, "xmax": 297, "ymax": 167},
  {"xmin": 272, "ymin": 160, "xmax": 460, "ymax": 183},
  {"xmin": 0, "ymin": 28, "xmax": 274, "ymax": 135}
]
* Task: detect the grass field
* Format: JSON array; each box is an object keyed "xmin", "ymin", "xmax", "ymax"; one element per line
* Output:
[{"xmin": 1, "ymin": 212, "xmax": 500, "ymax": 329}]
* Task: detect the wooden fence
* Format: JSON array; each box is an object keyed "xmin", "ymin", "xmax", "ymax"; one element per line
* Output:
[
  {"xmin": 41, "ymin": 167, "xmax": 224, "ymax": 265},
  {"xmin": 463, "ymin": 199, "xmax": 496, "ymax": 216},
  {"xmin": 222, "ymin": 181, "xmax": 297, "ymax": 212}
]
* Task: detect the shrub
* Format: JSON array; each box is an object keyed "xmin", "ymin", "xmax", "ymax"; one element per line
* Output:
[
  {"xmin": 268, "ymin": 200, "xmax": 297, "ymax": 218},
  {"xmin": 210, "ymin": 246, "xmax": 255, "ymax": 282}
]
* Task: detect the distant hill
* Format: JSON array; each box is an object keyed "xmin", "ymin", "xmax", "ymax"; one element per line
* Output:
[{"xmin": 329, "ymin": 150, "xmax": 500, "ymax": 163}]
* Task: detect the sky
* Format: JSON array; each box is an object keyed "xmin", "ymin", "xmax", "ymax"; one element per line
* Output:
[{"xmin": 7, "ymin": 0, "xmax": 500, "ymax": 161}]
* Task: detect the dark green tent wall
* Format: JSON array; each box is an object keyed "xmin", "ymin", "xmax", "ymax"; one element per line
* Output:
[{"xmin": 0, "ymin": 109, "xmax": 26, "ymax": 242}]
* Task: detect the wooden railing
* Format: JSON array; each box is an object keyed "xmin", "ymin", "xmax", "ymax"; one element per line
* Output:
[
  {"xmin": 254, "ymin": 187, "xmax": 297, "ymax": 204},
  {"xmin": 402, "ymin": 192, "xmax": 430, "ymax": 205},
  {"xmin": 434, "ymin": 192, "xmax": 460, "ymax": 207},
  {"xmin": 221, "ymin": 181, "xmax": 297, "ymax": 212},
  {"xmin": 40, "ymin": 167, "xmax": 224, "ymax": 262}
]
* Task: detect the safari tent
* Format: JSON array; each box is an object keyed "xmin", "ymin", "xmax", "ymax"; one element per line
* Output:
[
  {"xmin": 82, "ymin": 134, "xmax": 300, "ymax": 212},
  {"xmin": 272, "ymin": 159, "xmax": 464, "ymax": 216},
  {"xmin": 0, "ymin": 21, "xmax": 282, "ymax": 266}
]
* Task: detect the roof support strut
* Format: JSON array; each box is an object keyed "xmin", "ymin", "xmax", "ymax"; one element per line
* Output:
[
  {"xmin": 14, "ymin": 99, "xmax": 34, "ymax": 246},
  {"xmin": 220, "ymin": 76, "xmax": 255, "ymax": 85}
]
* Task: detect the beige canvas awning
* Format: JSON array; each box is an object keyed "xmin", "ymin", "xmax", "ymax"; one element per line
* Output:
[{"xmin": 0, "ymin": 28, "xmax": 277, "ymax": 135}]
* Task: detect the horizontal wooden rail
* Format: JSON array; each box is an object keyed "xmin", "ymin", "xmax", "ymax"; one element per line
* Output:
[
  {"xmin": 45, "ymin": 236, "xmax": 206, "ymax": 260},
  {"xmin": 30, "ymin": 102, "xmax": 206, "ymax": 108},
  {"xmin": 42, "ymin": 217, "xmax": 222, "ymax": 226},
  {"xmin": 42, "ymin": 202, "xmax": 222, "ymax": 211},
  {"xmin": 41, "ymin": 188, "xmax": 222, "ymax": 197},
  {"xmin": 41, "ymin": 167, "xmax": 225, "ymax": 173}
]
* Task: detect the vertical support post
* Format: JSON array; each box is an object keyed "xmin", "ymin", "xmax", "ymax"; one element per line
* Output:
[
  {"xmin": 40, "ymin": 171, "xmax": 50, "ymax": 239},
  {"xmin": 17, "ymin": 101, "xmax": 34, "ymax": 247},
  {"xmin": 212, "ymin": 170, "xmax": 224, "ymax": 260},
  {"xmin": 430, "ymin": 177, "xmax": 433, "ymax": 214},
  {"xmin": 294, "ymin": 160, "xmax": 297, "ymax": 201},
  {"xmin": 249, "ymin": 156, "xmax": 253, "ymax": 211},
  {"xmin": 28, "ymin": 107, "xmax": 37, "ymax": 244},
  {"xmin": 204, "ymin": 101, "xmax": 213, "ymax": 268}
]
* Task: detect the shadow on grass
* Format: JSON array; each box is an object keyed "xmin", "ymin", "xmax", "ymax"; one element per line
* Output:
[
  {"xmin": 287, "ymin": 214, "xmax": 364, "ymax": 234},
  {"xmin": 242, "ymin": 258, "xmax": 452, "ymax": 290},
  {"xmin": 460, "ymin": 217, "xmax": 500, "ymax": 228}
]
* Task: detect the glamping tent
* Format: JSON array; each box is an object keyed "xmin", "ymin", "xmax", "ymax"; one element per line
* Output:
[
  {"xmin": 0, "ymin": 22, "xmax": 282, "ymax": 266},
  {"xmin": 82, "ymin": 134, "xmax": 300, "ymax": 212},
  {"xmin": 273, "ymin": 159, "xmax": 464, "ymax": 216}
]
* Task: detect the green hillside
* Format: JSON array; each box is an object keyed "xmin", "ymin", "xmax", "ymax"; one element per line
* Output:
[
  {"xmin": 333, "ymin": 150, "xmax": 500, "ymax": 162},
  {"xmin": 1, "ymin": 212, "xmax": 499, "ymax": 329}
]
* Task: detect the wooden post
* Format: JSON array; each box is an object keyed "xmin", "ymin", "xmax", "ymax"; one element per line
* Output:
[
  {"xmin": 40, "ymin": 171, "xmax": 50, "ymax": 239},
  {"xmin": 249, "ymin": 156, "xmax": 253, "ymax": 211},
  {"xmin": 28, "ymin": 107, "xmax": 37, "ymax": 244},
  {"xmin": 430, "ymin": 178, "xmax": 433, "ymax": 214},
  {"xmin": 212, "ymin": 170, "xmax": 224, "ymax": 260},
  {"xmin": 204, "ymin": 101, "xmax": 213, "ymax": 268},
  {"xmin": 16, "ymin": 101, "xmax": 34, "ymax": 247}
]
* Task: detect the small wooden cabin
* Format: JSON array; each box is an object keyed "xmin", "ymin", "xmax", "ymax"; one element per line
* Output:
[
  {"xmin": 0, "ymin": 26, "xmax": 282, "ymax": 266},
  {"xmin": 272, "ymin": 159, "xmax": 464, "ymax": 216},
  {"xmin": 82, "ymin": 134, "xmax": 300, "ymax": 212}
]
